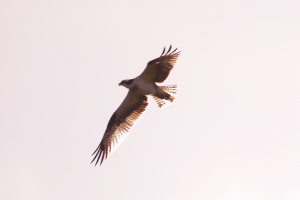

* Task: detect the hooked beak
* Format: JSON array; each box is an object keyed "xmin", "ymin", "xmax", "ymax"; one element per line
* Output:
[{"xmin": 118, "ymin": 82, "xmax": 122, "ymax": 86}]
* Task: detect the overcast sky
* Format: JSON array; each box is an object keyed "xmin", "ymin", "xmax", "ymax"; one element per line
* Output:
[{"xmin": 1, "ymin": 0, "xmax": 300, "ymax": 199}]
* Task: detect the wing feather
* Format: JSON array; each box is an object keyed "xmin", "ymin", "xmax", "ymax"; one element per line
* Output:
[
  {"xmin": 91, "ymin": 91, "xmax": 148, "ymax": 166},
  {"xmin": 139, "ymin": 45, "xmax": 180, "ymax": 83},
  {"xmin": 160, "ymin": 47, "xmax": 166, "ymax": 56}
]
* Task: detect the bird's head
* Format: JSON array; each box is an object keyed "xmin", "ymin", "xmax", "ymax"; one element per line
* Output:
[{"xmin": 118, "ymin": 79, "xmax": 134, "ymax": 89}]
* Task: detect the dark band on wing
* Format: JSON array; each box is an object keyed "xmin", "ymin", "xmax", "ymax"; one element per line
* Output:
[
  {"xmin": 91, "ymin": 95, "xmax": 148, "ymax": 166},
  {"xmin": 148, "ymin": 45, "xmax": 180, "ymax": 83}
]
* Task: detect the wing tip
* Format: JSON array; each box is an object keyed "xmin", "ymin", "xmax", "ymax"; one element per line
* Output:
[
  {"xmin": 161, "ymin": 45, "xmax": 180, "ymax": 56},
  {"xmin": 91, "ymin": 145, "xmax": 106, "ymax": 166}
]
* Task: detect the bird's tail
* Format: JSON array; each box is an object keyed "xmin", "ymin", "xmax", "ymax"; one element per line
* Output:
[{"xmin": 152, "ymin": 85, "xmax": 178, "ymax": 108}]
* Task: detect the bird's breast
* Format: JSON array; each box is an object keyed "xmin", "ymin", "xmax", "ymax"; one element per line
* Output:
[{"xmin": 133, "ymin": 78, "xmax": 156, "ymax": 95}]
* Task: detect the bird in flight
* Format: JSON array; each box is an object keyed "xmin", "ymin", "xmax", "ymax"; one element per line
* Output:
[{"xmin": 91, "ymin": 45, "xmax": 180, "ymax": 166}]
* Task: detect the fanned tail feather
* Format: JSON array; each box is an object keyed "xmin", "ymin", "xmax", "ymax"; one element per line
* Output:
[
  {"xmin": 160, "ymin": 85, "xmax": 178, "ymax": 96},
  {"xmin": 153, "ymin": 85, "xmax": 178, "ymax": 108}
]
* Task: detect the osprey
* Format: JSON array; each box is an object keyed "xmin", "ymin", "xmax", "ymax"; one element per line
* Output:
[{"xmin": 91, "ymin": 46, "xmax": 180, "ymax": 166}]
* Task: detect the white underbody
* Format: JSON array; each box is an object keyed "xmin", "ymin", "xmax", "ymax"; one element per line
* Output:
[{"xmin": 131, "ymin": 77, "xmax": 156, "ymax": 95}]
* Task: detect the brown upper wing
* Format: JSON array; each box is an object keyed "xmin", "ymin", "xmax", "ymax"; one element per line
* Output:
[
  {"xmin": 91, "ymin": 91, "xmax": 148, "ymax": 166},
  {"xmin": 139, "ymin": 45, "xmax": 180, "ymax": 83}
]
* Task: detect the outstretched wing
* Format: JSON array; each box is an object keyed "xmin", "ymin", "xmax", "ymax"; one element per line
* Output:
[
  {"xmin": 91, "ymin": 91, "xmax": 148, "ymax": 166},
  {"xmin": 139, "ymin": 45, "xmax": 180, "ymax": 83}
]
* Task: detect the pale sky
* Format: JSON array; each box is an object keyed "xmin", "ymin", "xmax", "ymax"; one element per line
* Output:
[{"xmin": 1, "ymin": 1, "xmax": 300, "ymax": 199}]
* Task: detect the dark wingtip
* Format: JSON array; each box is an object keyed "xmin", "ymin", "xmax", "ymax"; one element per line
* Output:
[
  {"xmin": 95, "ymin": 150, "xmax": 102, "ymax": 166},
  {"xmin": 171, "ymin": 48, "xmax": 178, "ymax": 54},
  {"xmin": 91, "ymin": 145, "xmax": 100, "ymax": 156},
  {"xmin": 90, "ymin": 145, "xmax": 104, "ymax": 166},
  {"xmin": 160, "ymin": 47, "xmax": 166, "ymax": 56},
  {"xmin": 90, "ymin": 153, "xmax": 99, "ymax": 165},
  {"xmin": 166, "ymin": 45, "xmax": 172, "ymax": 54}
]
